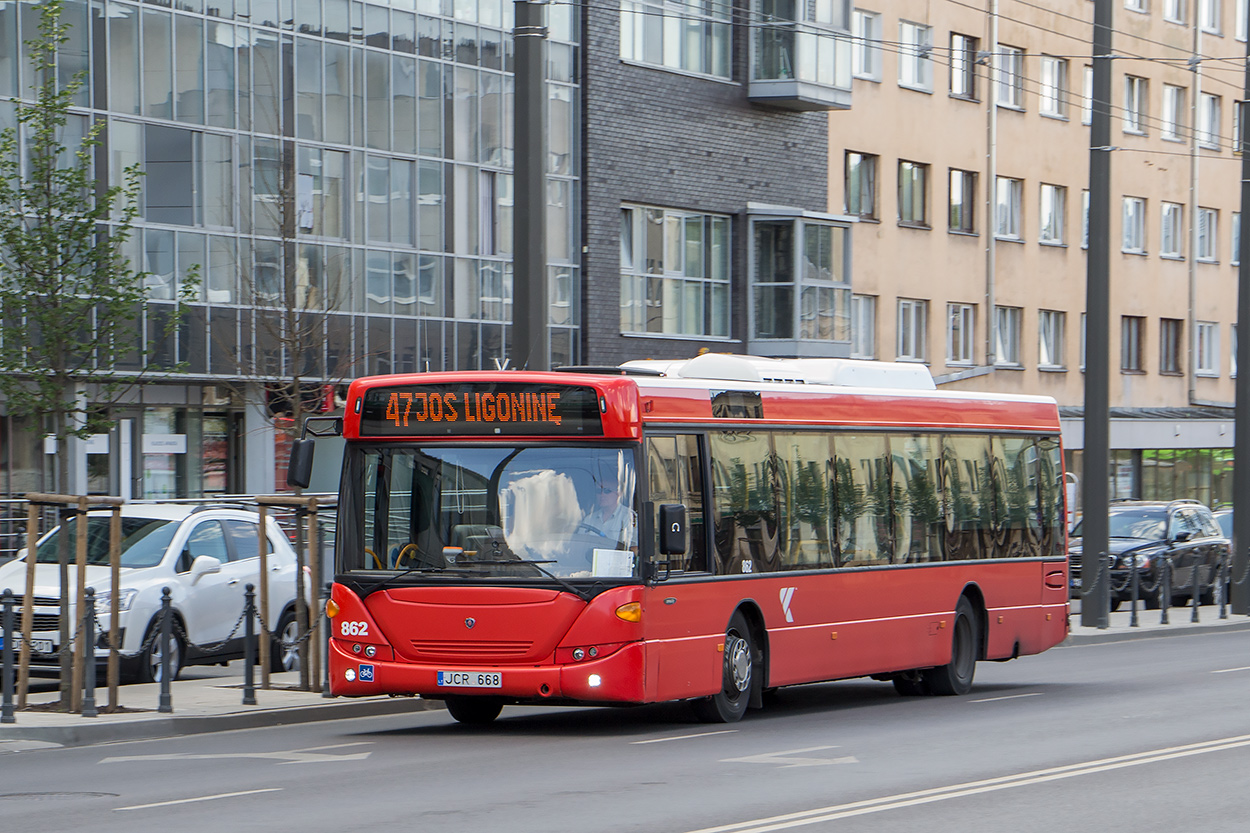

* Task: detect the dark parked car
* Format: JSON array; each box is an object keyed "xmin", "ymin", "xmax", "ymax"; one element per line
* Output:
[
  {"xmin": 1213, "ymin": 505, "xmax": 1232, "ymax": 541},
  {"xmin": 1068, "ymin": 500, "xmax": 1229, "ymax": 610}
]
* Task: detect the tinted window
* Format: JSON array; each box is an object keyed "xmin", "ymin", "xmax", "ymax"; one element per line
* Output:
[
  {"xmin": 775, "ymin": 432, "xmax": 835, "ymax": 570},
  {"xmin": 177, "ymin": 521, "xmax": 228, "ymax": 572},
  {"xmin": 835, "ymin": 434, "xmax": 892, "ymax": 566},
  {"xmin": 35, "ymin": 517, "xmax": 179, "ymax": 568},
  {"xmin": 222, "ymin": 519, "xmax": 274, "ymax": 561},
  {"xmin": 645, "ymin": 434, "xmax": 708, "ymax": 572},
  {"xmin": 1106, "ymin": 507, "xmax": 1166, "ymax": 539},
  {"xmin": 891, "ymin": 434, "xmax": 942, "ymax": 563},
  {"xmin": 709, "ymin": 431, "xmax": 780, "ymax": 574}
]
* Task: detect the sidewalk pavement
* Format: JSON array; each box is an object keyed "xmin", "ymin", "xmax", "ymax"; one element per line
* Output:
[{"xmin": 2, "ymin": 605, "xmax": 1248, "ymax": 750}]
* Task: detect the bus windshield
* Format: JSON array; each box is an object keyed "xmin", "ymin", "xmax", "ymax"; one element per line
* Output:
[{"xmin": 344, "ymin": 445, "xmax": 639, "ymax": 580}]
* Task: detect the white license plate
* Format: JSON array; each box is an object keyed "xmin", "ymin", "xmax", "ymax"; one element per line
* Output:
[
  {"xmin": 437, "ymin": 670, "xmax": 501, "ymax": 688},
  {"xmin": 1, "ymin": 634, "xmax": 54, "ymax": 654}
]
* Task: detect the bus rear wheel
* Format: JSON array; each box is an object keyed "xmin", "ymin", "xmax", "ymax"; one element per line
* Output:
[
  {"xmin": 693, "ymin": 611, "xmax": 755, "ymax": 723},
  {"xmin": 445, "ymin": 696, "xmax": 503, "ymax": 725},
  {"xmin": 922, "ymin": 597, "xmax": 978, "ymax": 696}
]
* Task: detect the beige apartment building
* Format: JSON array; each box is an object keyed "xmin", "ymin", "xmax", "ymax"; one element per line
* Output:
[{"xmin": 837, "ymin": 0, "xmax": 1249, "ymax": 508}]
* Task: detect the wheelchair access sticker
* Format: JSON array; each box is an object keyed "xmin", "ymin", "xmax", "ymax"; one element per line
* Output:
[{"xmin": 358, "ymin": 664, "xmax": 375, "ymax": 683}]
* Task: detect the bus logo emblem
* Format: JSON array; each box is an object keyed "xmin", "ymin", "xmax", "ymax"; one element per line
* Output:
[
  {"xmin": 779, "ymin": 587, "xmax": 796, "ymax": 623},
  {"xmin": 465, "ymin": 618, "xmax": 476, "ymax": 629}
]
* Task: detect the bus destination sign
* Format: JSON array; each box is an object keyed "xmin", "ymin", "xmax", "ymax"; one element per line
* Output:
[{"xmin": 358, "ymin": 383, "xmax": 604, "ymax": 436}]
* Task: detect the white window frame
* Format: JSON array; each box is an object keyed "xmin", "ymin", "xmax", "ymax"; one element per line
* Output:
[
  {"xmin": 1200, "ymin": 0, "xmax": 1222, "ymax": 33},
  {"xmin": 1082, "ymin": 66, "xmax": 1093, "ymax": 125},
  {"xmin": 1197, "ymin": 207, "xmax": 1218, "ymax": 261},
  {"xmin": 851, "ymin": 293, "xmax": 876, "ymax": 358},
  {"xmin": 898, "ymin": 21, "xmax": 934, "ymax": 92},
  {"xmin": 898, "ymin": 160, "xmax": 929, "ymax": 227},
  {"xmin": 852, "ymin": 9, "xmax": 882, "ymax": 81},
  {"xmin": 947, "ymin": 302, "xmax": 975, "ymax": 365},
  {"xmin": 1161, "ymin": 202, "xmax": 1184, "ymax": 258},
  {"xmin": 950, "ymin": 32, "xmax": 979, "ymax": 99},
  {"xmin": 949, "ymin": 168, "xmax": 977, "ymax": 234},
  {"xmin": 995, "ymin": 176, "xmax": 1023, "ymax": 239},
  {"xmin": 995, "ymin": 306, "xmax": 1023, "ymax": 366},
  {"xmin": 1082, "ymin": 189, "xmax": 1091, "ymax": 248},
  {"xmin": 1039, "ymin": 183, "xmax": 1066, "ymax": 244},
  {"xmin": 1125, "ymin": 0, "xmax": 1148, "ymax": 11},
  {"xmin": 1040, "ymin": 56, "xmax": 1068, "ymax": 118},
  {"xmin": 1160, "ymin": 318, "xmax": 1184, "ymax": 374},
  {"xmin": 1122, "ymin": 315, "xmax": 1146, "ymax": 372},
  {"xmin": 1196, "ymin": 320, "xmax": 1220, "ymax": 375},
  {"xmin": 1234, "ymin": 211, "xmax": 1242, "ymax": 264},
  {"xmin": 1199, "ymin": 92, "xmax": 1221, "ymax": 149},
  {"xmin": 846, "ymin": 151, "xmax": 878, "ymax": 220},
  {"xmin": 1165, "ymin": 0, "xmax": 1187, "ymax": 24},
  {"xmin": 1123, "ymin": 196, "xmax": 1147, "ymax": 253},
  {"xmin": 897, "ymin": 298, "xmax": 928, "ymax": 361},
  {"xmin": 1163, "ymin": 84, "xmax": 1186, "ymax": 141},
  {"xmin": 1039, "ymin": 309, "xmax": 1066, "ymax": 368},
  {"xmin": 1124, "ymin": 75, "xmax": 1148, "ymax": 134},
  {"xmin": 995, "ymin": 45, "xmax": 1025, "ymax": 109},
  {"xmin": 620, "ymin": 0, "xmax": 732, "ymax": 78}
]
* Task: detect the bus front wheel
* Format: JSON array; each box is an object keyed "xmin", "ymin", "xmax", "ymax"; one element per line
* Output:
[
  {"xmin": 692, "ymin": 611, "xmax": 755, "ymax": 723},
  {"xmin": 922, "ymin": 597, "xmax": 978, "ymax": 696},
  {"xmin": 445, "ymin": 696, "xmax": 504, "ymax": 725}
]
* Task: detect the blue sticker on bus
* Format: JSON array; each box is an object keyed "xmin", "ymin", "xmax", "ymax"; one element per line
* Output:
[{"xmin": 358, "ymin": 664, "xmax": 374, "ymax": 682}]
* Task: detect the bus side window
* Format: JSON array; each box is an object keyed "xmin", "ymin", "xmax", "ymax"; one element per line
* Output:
[
  {"xmin": 709, "ymin": 431, "xmax": 780, "ymax": 575},
  {"xmin": 646, "ymin": 434, "xmax": 707, "ymax": 572},
  {"xmin": 833, "ymin": 434, "xmax": 892, "ymax": 568}
]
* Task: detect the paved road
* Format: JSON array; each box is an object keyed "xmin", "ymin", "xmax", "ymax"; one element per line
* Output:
[{"xmin": 3, "ymin": 627, "xmax": 1249, "ymax": 832}]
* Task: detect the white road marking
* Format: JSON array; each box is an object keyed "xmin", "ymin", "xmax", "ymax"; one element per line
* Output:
[
  {"xmin": 1212, "ymin": 666, "xmax": 1250, "ymax": 673},
  {"xmin": 720, "ymin": 746, "xmax": 858, "ymax": 769},
  {"xmin": 115, "ymin": 788, "xmax": 282, "ymax": 811},
  {"xmin": 100, "ymin": 747, "xmax": 372, "ymax": 766},
  {"xmin": 970, "ymin": 692, "xmax": 1043, "ymax": 703},
  {"xmin": 686, "ymin": 733, "xmax": 1250, "ymax": 833},
  {"xmin": 632, "ymin": 730, "xmax": 739, "ymax": 745}
]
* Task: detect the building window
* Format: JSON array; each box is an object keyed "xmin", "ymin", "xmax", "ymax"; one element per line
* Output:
[
  {"xmin": 949, "ymin": 169, "xmax": 977, "ymax": 233},
  {"xmin": 1161, "ymin": 202, "xmax": 1184, "ymax": 257},
  {"xmin": 1039, "ymin": 309, "xmax": 1066, "ymax": 368},
  {"xmin": 1200, "ymin": 0, "xmax": 1222, "ymax": 33},
  {"xmin": 1081, "ymin": 312, "xmax": 1088, "ymax": 370},
  {"xmin": 1163, "ymin": 85, "xmax": 1186, "ymax": 141},
  {"xmin": 947, "ymin": 303, "xmax": 975, "ymax": 365},
  {"xmin": 1040, "ymin": 183, "xmax": 1066, "ymax": 244},
  {"xmin": 1082, "ymin": 66, "xmax": 1093, "ymax": 125},
  {"xmin": 898, "ymin": 21, "xmax": 933, "ymax": 91},
  {"xmin": 620, "ymin": 205, "xmax": 731, "ymax": 337},
  {"xmin": 1123, "ymin": 196, "xmax": 1146, "ymax": 253},
  {"xmin": 1233, "ymin": 324, "xmax": 1238, "ymax": 378},
  {"xmin": 1165, "ymin": 0, "xmax": 1187, "ymax": 24},
  {"xmin": 995, "ymin": 45, "xmax": 1024, "ymax": 109},
  {"xmin": 1160, "ymin": 318, "xmax": 1183, "ymax": 374},
  {"xmin": 1234, "ymin": 212, "xmax": 1241, "ymax": 264},
  {"xmin": 995, "ymin": 176, "xmax": 1023, "ymax": 239},
  {"xmin": 1040, "ymin": 56, "xmax": 1068, "ymax": 118},
  {"xmin": 751, "ymin": 219, "xmax": 851, "ymax": 345},
  {"xmin": 1197, "ymin": 207, "xmax": 1218, "ymax": 261},
  {"xmin": 1235, "ymin": 99, "xmax": 1244, "ymax": 149},
  {"xmin": 846, "ymin": 151, "xmax": 878, "ymax": 219},
  {"xmin": 898, "ymin": 160, "xmax": 929, "ymax": 227},
  {"xmin": 995, "ymin": 305, "xmax": 1022, "ymax": 365},
  {"xmin": 1199, "ymin": 92, "xmax": 1221, "ymax": 148},
  {"xmin": 1196, "ymin": 320, "xmax": 1220, "ymax": 375},
  {"xmin": 1126, "ymin": 0, "xmax": 1148, "ymax": 11},
  {"xmin": 852, "ymin": 9, "xmax": 882, "ymax": 81},
  {"xmin": 950, "ymin": 33, "xmax": 979, "ymax": 100},
  {"xmin": 620, "ymin": 0, "xmax": 731, "ymax": 78},
  {"xmin": 851, "ymin": 294, "xmax": 876, "ymax": 358},
  {"xmin": 1124, "ymin": 76, "xmax": 1148, "ymax": 134},
  {"xmin": 1082, "ymin": 189, "xmax": 1091, "ymax": 248},
  {"xmin": 1122, "ymin": 315, "xmax": 1146, "ymax": 372},
  {"xmin": 897, "ymin": 299, "xmax": 928, "ymax": 361}
]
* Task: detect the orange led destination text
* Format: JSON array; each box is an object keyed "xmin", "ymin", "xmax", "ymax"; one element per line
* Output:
[{"xmin": 384, "ymin": 390, "xmax": 563, "ymax": 427}]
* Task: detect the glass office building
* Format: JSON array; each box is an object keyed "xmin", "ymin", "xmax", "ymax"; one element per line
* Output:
[{"xmin": 0, "ymin": 0, "xmax": 580, "ymax": 498}]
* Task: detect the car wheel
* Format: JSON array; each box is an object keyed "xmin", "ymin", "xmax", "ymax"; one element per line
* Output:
[
  {"xmin": 922, "ymin": 597, "xmax": 978, "ymax": 696},
  {"xmin": 445, "ymin": 696, "xmax": 503, "ymax": 725},
  {"xmin": 270, "ymin": 609, "xmax": 300, "ymax": 673},
  {"xmin": 137, "ymin": 619, "xmax": 182, "ymax": 684},
  {"xmin": 692, "ymin": 611, "xmax": 757, "ymax": 723}
]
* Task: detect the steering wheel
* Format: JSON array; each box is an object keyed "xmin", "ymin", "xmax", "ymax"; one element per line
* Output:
[{"xmin": 576, "ymin": 521, "xmax": 603, "ymax": 535}]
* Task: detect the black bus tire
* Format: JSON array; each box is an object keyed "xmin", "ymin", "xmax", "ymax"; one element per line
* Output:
[
  {"xmin": 692, "ymin": 611, "xmax": 755, "ymax": 723},
  {"xmin": 922, "ymin": 597, "xmax": 978, "ymax": 696}
]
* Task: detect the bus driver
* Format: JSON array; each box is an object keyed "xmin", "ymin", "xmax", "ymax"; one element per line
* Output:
[{"xmin": 579, "ymin": 480, "xmax": 637, "ymax": 548}]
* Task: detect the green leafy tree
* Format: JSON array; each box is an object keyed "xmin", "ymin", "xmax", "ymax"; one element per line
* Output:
[{"xmin": 0, "ymin": 1, "xmax": 191, "ymax": 703}]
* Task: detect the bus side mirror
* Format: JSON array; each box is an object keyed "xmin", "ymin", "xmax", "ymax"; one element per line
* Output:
[
  {"xmin": 658, "ymin": 504, "xmax": 687, "ymax": 556},
  {"xmin": 287, "ymin": 438, "xmax": 315, "ymax": 489}
]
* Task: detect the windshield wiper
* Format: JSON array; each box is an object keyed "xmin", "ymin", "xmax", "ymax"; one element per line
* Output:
[
  {"xmin": 461, "ymin": 559, "xmax": 593, "ymax": 602},
  {"xmin": 359, "ymin": 563, "xmax": 475, "ymax": 597}
]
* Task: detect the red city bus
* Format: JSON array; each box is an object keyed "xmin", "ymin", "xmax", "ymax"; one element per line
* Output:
[{"xmin": 301, "ymin": 354, "xmax": 1068, "ymax": 724}]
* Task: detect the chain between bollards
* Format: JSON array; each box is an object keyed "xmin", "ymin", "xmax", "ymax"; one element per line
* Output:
[
  {"xmin": 243, "ymin": 584, "xmax": 257, "ymax": 706},
  {"xmin": 2, "ymin": 588, "xmax": 14, "ymax": 724},
  {"xmin": 81, "ymin": 588, "xmax": 97, "ymax": 718},
  {"xmin": 158, "ymin": 587, "xmax": 172, "ymax": 714}
]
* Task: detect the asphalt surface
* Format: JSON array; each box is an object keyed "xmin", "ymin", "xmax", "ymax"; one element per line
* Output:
[{"xmin": 2, "ymin": 602, "xmax": 1247, "ymax": 750}]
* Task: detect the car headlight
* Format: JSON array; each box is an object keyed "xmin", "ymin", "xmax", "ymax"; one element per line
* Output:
[{"xmin": 93, "ymin": 588, "xmax": 138, "ymax": 612}]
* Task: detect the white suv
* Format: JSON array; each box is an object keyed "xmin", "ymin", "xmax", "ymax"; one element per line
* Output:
[{"xmin": 0, "ymin": 503, "xmax": 307, "ymax": 682}]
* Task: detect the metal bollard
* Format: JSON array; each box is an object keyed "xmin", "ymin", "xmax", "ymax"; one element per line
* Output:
[
  {"xmin": 1219, "ymin": 556, "xmax": 1229, "ymax": 620},
  {"xmin": 243, "ymin": 585, "xmax": 257, "ymax": 706},
  {"xmin": 1160, "ymin": 559, "xmax": 1171, "ymax": 625},
  {"xmin": 82, "ymin": 588, "xmax": 97, "ymax": 718},
  {"xmin": 158, "ymin": 587, "xmax": 172, "ymax": 714},
  {"xmin": 322, "ymin": 582, "xmax": 332, "ymax": 699},
  {"xmin": 1129, "ymin": 560, "xmax": 1139, "ymax": 628},
  {"xmin": 1191, "ymin": 557, "xmax": 1201, "ymax": 624},
  {"xmin": 2, "ymin": 588, "xmax": 15, "ymax": 724}
]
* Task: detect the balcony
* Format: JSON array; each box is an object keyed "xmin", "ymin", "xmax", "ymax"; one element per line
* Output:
[{"xmin": 749, "ymin": 22, "xmax": 852, "ymax": 111}]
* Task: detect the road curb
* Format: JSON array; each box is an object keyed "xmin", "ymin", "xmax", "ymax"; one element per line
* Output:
[
  {"xmin": 1062, "ymin": 617, "xmax": 1250, "ymax": 646},
  {"xmin": 0, "ymin": 695, "xmax": 444, "ymax": 748}
]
